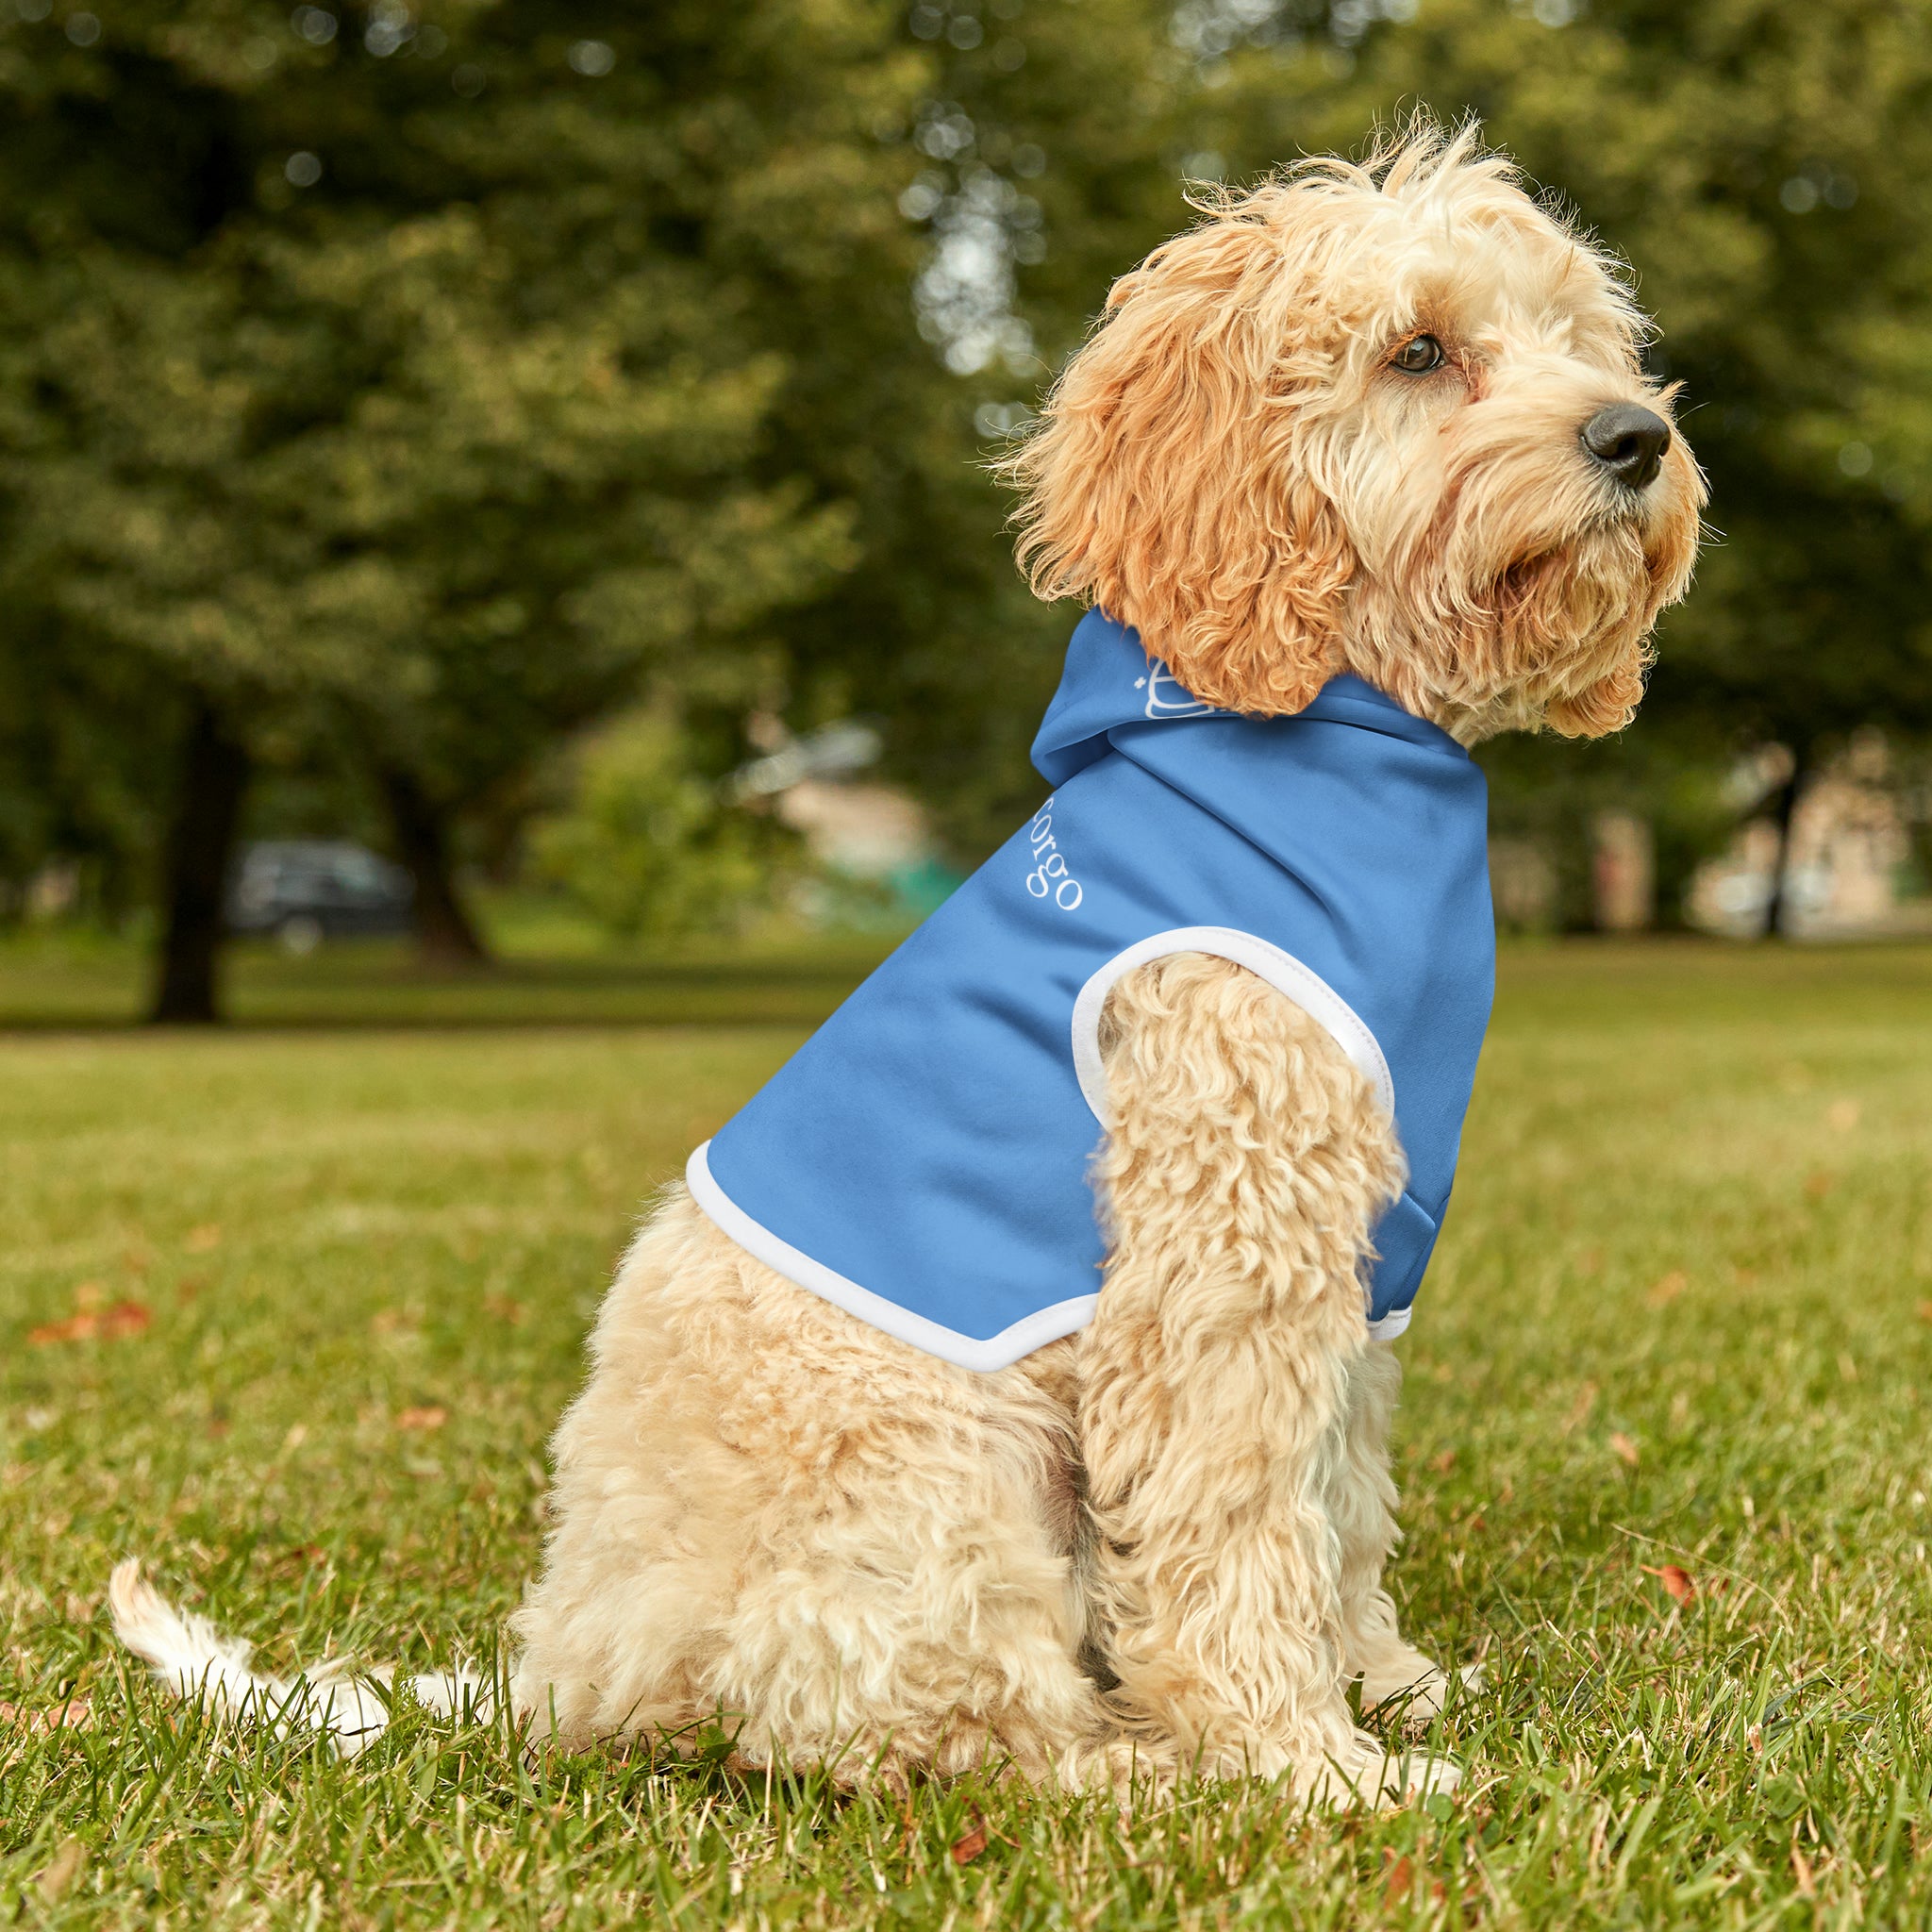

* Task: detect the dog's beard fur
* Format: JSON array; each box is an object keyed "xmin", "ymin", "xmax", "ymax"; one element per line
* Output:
[{"xmin": 1345, "ymin": 425, "xmax": 1701, "ymax": 742}]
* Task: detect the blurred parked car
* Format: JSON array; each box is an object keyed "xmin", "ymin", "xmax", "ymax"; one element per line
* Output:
[{"xmin": 227, "ymin": 841, "xmax": 414, "ymax": 953}]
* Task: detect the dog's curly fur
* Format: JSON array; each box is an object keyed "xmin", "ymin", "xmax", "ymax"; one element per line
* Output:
[
  {"xmin": 113, "ymin": 121, "xmax": 1703, "ymax": 1807},
  {"xmin": 509, "ymin": 959, "xmax": 1430, "ymax": 1801}
]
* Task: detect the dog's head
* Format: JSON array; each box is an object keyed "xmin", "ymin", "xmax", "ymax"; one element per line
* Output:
[{"xmin": 1006, "ymin": 121, "xmax": 1705, "ymax": 740}]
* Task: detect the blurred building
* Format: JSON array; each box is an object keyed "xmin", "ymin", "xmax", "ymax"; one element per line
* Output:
[
  {"xmin": 1687, "ymin": 732, "xmax": 1928, "ymax": 938},
  {"xmin": 1591, "ymin": 810, "xmax": 1655, "ymax": 931},
  {"xmin": 1488, "ymin": 837, "xmax": 1558, "ymax": 932},
  {"xmin": 731, "ymin": 720, "xmax": 961, "ymax": 924}
]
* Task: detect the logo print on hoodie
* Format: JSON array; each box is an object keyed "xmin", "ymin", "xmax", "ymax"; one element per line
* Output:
[{"xmin": 1024, "ymin": 799, "xmax": 1083, "ymax": 910}]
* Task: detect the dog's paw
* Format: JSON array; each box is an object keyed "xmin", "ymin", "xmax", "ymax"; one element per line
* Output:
[
  {"xmin": 1359, "ymin": 1655, "xmax": 1483, "ymax": 1728},
  {"xmin": 1298, "ymin": 1731, "xmax": 1460, "ymax": 1809},
  {"xmin": 1360, "ymin": 1660, "xmax": 1447, "ymax": 1723},
  {"xmin": 1382, "ymin": 1748, "xmax": 1460, "ymax": 1802}
]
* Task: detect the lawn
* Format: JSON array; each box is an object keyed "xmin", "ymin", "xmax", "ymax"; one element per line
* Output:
[{"xmin": 4, "ymin": 938, "xmax": 1932, "ymax": 1927}]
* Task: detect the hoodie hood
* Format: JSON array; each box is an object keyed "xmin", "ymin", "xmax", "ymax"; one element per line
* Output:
[{"xmin": 1030, "ymin": 608, "xmax": 1466, "ymax": 788}]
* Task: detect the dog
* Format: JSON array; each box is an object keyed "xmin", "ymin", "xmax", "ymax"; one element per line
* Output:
[{"xmin": 113, "ymin": 121, "xmax": 1703, "ymax": 1807}]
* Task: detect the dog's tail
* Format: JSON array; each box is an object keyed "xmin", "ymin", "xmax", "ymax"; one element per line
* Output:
[{"xmin": 108, "ymin": 1558, "xmax": 491, "ymax": 1757}]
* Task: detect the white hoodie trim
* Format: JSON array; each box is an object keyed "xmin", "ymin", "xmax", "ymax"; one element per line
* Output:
[
  {"xmin": 1069, "ymin": 925, "xmax": 1396, "ymax": 1124},
  {"xmin": 1071, "ymin": 926, "xmax": 1410, "ymax": 1340},
  {"xmin": 686, "ymin": 1141, "xmax": 1100, "ymax": 1374}
]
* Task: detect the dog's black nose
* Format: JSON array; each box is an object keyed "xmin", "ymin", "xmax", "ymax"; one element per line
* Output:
[{"xmin": 1580, "ymin": 404, "xmax": 1672, "ymax": 490}]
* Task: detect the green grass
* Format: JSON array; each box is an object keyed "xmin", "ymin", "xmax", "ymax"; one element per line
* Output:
[
  {"xmin": 0, "ymin": 917, "xmax": 908, "ymax": 1031},
  {"xmin": 5, "ymin": 939, "xmax": 1932, "ymax": 1927}
]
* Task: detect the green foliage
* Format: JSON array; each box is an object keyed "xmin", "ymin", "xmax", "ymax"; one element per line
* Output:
[
  {"xmin": 771, "ymin": 0, "xmax": 1191, "ymax": 857},
  {"xmin": 7, "ymin": 942, "xmax": 1932, "ymax": 1922},
  {"xmin": 530, "ymin": 710, "xmax": 793, "ymax": 941},
  {"xmin": 0, "ymin": 0, "xmax": 930, "ymax": 908},
  {"xmin": 0, "ymin": 616, "xmax": 177, "ymax": 921},
  {"xmin": 858, "ymin": 0, "xmax": 1932, "ymax": 864}
]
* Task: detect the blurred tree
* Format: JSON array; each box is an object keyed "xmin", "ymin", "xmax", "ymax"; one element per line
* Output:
[
  {"xmin": 772, "ymin": 0, "xmax": 1195, "ymax": 856},
  {"xmin": 0, "ymin": 611, "xmax": 172, "ymax": 928},
  {"xmin": 0, "ymin": 0, "xmax": 921, "ymax": 1012},
  {"xmin": 12, "ymin": 0, "xmax": 1932, "ymax": 973},
  {"xmin": 530, "ymin": 707, "xmax": 792, "ymax": 941}
]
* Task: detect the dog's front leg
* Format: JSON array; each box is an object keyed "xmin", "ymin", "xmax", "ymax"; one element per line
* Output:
[
  {"xmin": 1078, "ymin": 952, "xmax": 1452, "ymax": 1804},
  {"xmin": 1328, "ymin": 1341, "xmax": 1458, "ymax": 1722}
]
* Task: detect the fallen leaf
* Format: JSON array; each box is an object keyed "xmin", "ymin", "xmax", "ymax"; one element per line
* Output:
[
  {"xmin": 1610, "ymin": 1432, "xmax": 1641, "ymax": 1468},
  {"xmin": 185, "ymin": 1224, "xmax": 222, "ymax": 1253},
  {"xmin": 1430, "ymin": 1449, "xmax": 1457, "ymax": 1474},
  {"xmin": 395, "ymin": 1406, "xmax": 447, "ymax": 1432},
  {"xmin": 0, "ymin": 1697, "xmax": 92, "ymax": 1737},
  {"xmin": 28, "ymin": 1301, "xmax": 149, "ymax": 1346},
  {"xmin": 1647, "ymin": 1270, "xmax": 1688, "ymax": 1307},
  {"xmin": 1642, "ymin": 1563, "xmax": 1695, "ymax": 1605},
  {"xmin": 950, "ymin": 1817, "xmax": 989, "ymax": 1865},
  {"xmin": 29, "ymin": 1312, "xmax": 96, "ymax": 1345},
  {"xmin": 37, "ymin": 1838, "xmax": 86, "ymax": 1902},
  {"xmin": 1383, "ymin": 1853, "xmax": 1414, "ymax": 1903}
]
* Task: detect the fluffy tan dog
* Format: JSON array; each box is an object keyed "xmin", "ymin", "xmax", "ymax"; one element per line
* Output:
[
  {"xmin": 506, "ymin": 123, "xmax": 1701, "ymax": 1800},
  {"xmin": 114, "ymin": 123, "xmax": 1702, "ymax": 1807}
]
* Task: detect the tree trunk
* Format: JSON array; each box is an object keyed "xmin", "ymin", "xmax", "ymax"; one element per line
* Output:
[
  {"xmin": 380, "ymin": 765, "xmax": 490, "ymax": 967},
  {"xmin": 149, "ymin": 699, "xmax": 250, "ymax": 1024},
  {"xmin": 1760, "ymin": 745, "xmax": 1811, "ymax": 941}
]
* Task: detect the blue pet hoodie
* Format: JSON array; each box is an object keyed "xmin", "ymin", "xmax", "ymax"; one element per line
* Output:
[{"xmin": 688, "ymin": 609, "xmax": 1495, "ymax": 1372}]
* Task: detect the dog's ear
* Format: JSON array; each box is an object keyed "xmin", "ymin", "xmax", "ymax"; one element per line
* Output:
[{"xmin": 1004, "ymin": 206, "xmax": 1354, "ymax": 716}]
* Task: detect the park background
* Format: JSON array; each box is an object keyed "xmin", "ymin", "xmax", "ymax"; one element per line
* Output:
[
  {"xmin": 7, "ymin": 3, "xmax": 1932, "ymax": 1929},
  {"xmin": 6, "ymin": 0, "xmax": 1932, "ymax": 1002}
]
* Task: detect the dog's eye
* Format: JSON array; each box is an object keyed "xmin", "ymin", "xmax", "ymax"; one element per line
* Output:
[{"xmin": 1391, "ymin": 334, "xmax": 1444, "ymax": 375}]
